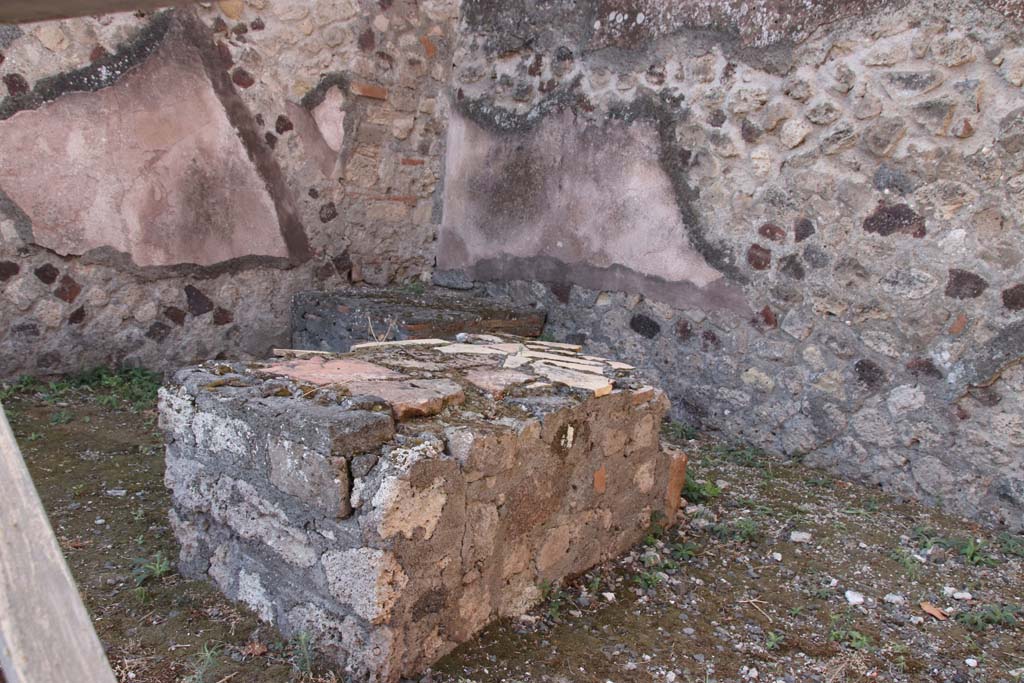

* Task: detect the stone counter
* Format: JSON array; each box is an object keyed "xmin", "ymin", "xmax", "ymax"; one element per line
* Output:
[{"xmin": 159, "ymin": 335, "xmax": 686, "ymax": 681}]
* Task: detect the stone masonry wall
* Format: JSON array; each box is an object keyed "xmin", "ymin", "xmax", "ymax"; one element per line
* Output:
[
  {"xmin": 0, "ymin": 0, "xmax": 455, "ymax": 377},
  {"xmin": 440, "ymin": 0, "xmax": 1024, "ymax": 529},
  {"xmin": 161, "ymin": 340, "xmax": 683, "ymax": 680}
]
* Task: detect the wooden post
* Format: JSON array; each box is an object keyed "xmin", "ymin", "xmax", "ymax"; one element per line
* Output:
[
  {"xmin": 0, "ymin": 1, "xmax": 183, "ymax": 24},
  {"xmin": 0, "ymin": 404, "xmax": 117, "ymax": 683}
]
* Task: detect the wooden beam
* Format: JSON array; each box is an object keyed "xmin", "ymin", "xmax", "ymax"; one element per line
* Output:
[
  {"xmin": 0, "ymin": 404, "xmax": 116, "ymax": 683},
  {"xmin": 0, "ymin": 1, "xmax": 186, "ymax": 24}
]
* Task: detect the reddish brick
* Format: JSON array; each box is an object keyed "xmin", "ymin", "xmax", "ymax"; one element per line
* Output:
[
  {"xmin": 54, "ymin": 274, "xmax": 82, "ymax": 303},
  {"xmin": 758, "ymin": 222, "xmax": 786, "ymax": 242},
  {"xmin": 164, "ymin": 306, "xmax": 187, "ymax": 326},
  {"xmin": 747, "ymin": 244, "xmax": 772, "ymax": 270},
  {"xmin": 948, "ymin": 313, "xmax": 968, "ymax": 335},
  {"xmin": 945, "ymin": 269, "xmax": 988, "ymax": 299},
  {"xmin": 213, "ymin": 307, "xmax": 234, "ymax": 325},
  {"xmin": 231, "ymin": 67, "xmax": 255, "ymax": 88},
  {"xmin": 350, "ymin": 82, "xmax": 388, "ymax": 100},
  {"xmin": 358, "ymin": 27, "xmax": 375, "ymax": 51},
  {"xmin": 420, "ymin": 35, "xmax": 438, "ymax": 59},
  {"xmin": 1001, "ymin": 284, "xmax": 1024, "ymax": 311},
  {"xmin": 3, "ymin": 73, "xmax": 29, "ymax": 96},
  {"xmin": 863, "ymin": 202, "xmax": 926, "ymax": 238}
]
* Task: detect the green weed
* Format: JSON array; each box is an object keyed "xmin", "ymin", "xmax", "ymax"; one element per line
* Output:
[
  {"xmin": 634, "ymin": 571, "xmax": 662, "ymax": 589},
  {"xmin": 291, "ymin": 632, "xmax": 315, "ymax": 674},
  {"xmin": 669, "ymin": 541, "xmax": 699, "ymax": 561},
  {"xmin": 998, "ymin": 533, "xmax": 1024, "ymax": 558},
  {"xmin": 662, "ymin": 420, "xmax": 699, "ymax": 442},
  {"xmin": 131, "ymin": 551, "xmax": 172, "ymax": 586},
  {"xmin": 7, "ymin": 367, "xmax": 162, "ymax": 410},
  {"xmin": 682, "ymin": 473, "xmax": 721, "ymax": 505},
  {"xmin": 955, "ymin": 538, "xmax": 999, "ymax": 567},
  {"xmin": 184, "ymin": 642, "xmax": 221, "ymax": 683},
  {"xmin": 715, "ymin": 443, "xmax": 766, "ymax": 468},
  {"xmin": 711, "ymin": 518, "xmax": 761, "ymax": 543},
  {"xmin": 765, "ymin": 631, "xmax": 785, "ymax": 651},
  {"xmin": 955, "ymin": 604, "xmax": 1019, "ymax": 631},
  {"xmin": 829, "ymin": 614, "xmax": 872, "ymax": 651},
  {"xmin": 539, "ymin": 580, "xmax": 567, "ymax": 620},
  {"xmin": 889, "ymin": 548, "xmax": 920, "ymax": 579}
]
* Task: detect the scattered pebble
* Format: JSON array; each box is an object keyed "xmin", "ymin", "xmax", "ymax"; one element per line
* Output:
[
  {"xmin": 965, "ymin": 658, "xmax": 978, "ymax": 668},
  {"xmin": 602, "ymin": 592, "xmax": 616, "ymax": 602},
  {"xmin": 953, "ymin": 591, "xmax": 973, "ymax": 601},
  {"xmin": 790, "ymin": 531, "xmax": 812, "ymax": 543},
  {"xmin": 884, "ymin": 593, "xmax": 907, "ymax": 606},
  {"xmin": 845, "ymin": 590, "xmax": 865, "ymax": 605}
]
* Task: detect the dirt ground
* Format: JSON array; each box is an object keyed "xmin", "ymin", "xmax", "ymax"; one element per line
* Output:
[{"xmin": 1, "ymin": 370, "xmax": 1022, "ymax": 683}]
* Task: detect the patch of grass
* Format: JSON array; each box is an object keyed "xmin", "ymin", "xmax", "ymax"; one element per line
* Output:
[
  {"xmin": 955, "ymin": 604, "xmax": 1020, "ymax": 631},
  {"xmin": 951, "ymin": 537, "xmax": 999, "ymax": 567},
  {"xmin": 662, "ymin": 420, "xmax": 698, "ymax": 442},
  {"xmin": 292, "ymin": 631, "xmax": 315, "ymax": 674},
  {"xmin": 889, "ymin": 548, "xmax": 920, "ymax": 579},
  {"xmin": 765, "ymin": 631, "xmax": 785, "ymax": 651},
  {"xmin": 643, "ymin": 514, "xmax": 667, "ymax": 546},
  {"xmin": 682, "ymin": 473, "xmax": 721, "ymax": 505},
  {"xmin": 539, "ymin": 580, "xmax": 567, "ymax": 620},
  {"xmin": 131, "ymin": 551, "xmax": 172, "ymax": 586},
  {"xmin": 828, "ymin": 614, "xmax": 873, "ymax": 651},
  {"xmin": 50, "ymin": 409, "xmax": 73, "ymax": 425},
  {"xmin": 714, "ymin": 443, "xmax": 766, "ymax": 468},
  {"xmin": 6, "ymin": 367, "xmax": 161, "ymax": 410},
  {"xmin": 183, "ymin": 642, "xmax": 221, "ymax": 683},
  {"xmin": 132, "ymin": 586, "xmax": 150, "ymax": 605},
  {"xmin": 912, "ymin": 529, "xmax": 999, "ymax": 565},
  {"xmin": 911, "ymin": 526, "xmax": 944, "ymax": 550},
  {"xmin": 809, "ymin": 583, "xmax": 835, "ymax": 600},
  {"xmin": 998, "ymin": 533, "xmax": 1024, "ymax": 558},
  {"xmin": 669, "ymin": 541, "xmax": 699, "ymax": 562},
  {"xmin": 0, "ymin": 375, "xmax": 41, "ymax": 402},
  {"xmin": 634, "ymin": 570, "xmax": 662, "ymax": 589},
  {"xmin": 711, "ymin": 518, "xmax": 761, "ymax": 544}
]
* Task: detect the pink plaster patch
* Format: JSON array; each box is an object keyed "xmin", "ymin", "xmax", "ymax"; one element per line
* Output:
[
  {"xmin": 0, "ymin": 26, "xmax": 291, "ymax": 267},
  {"xmin": 464, "ymin": 368, "xmax": 532, "ymax": 398},
  {"xmin": 261, "ymin": 358, "xmax": 403, "ymax": 385},
  {"xmin": 347, "ymin": 379, "xmax": 465, "ymax": 420}
]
